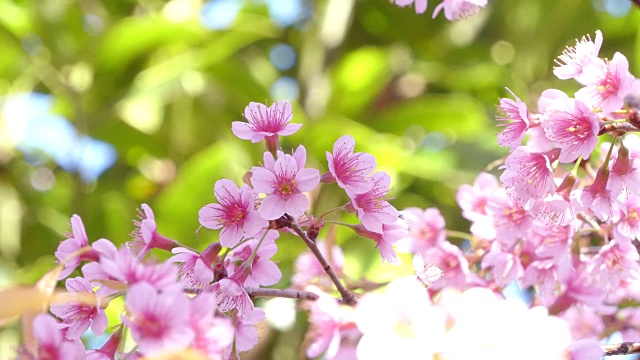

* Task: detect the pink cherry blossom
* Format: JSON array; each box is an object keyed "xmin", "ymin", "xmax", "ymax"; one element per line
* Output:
[
  {"xmin": 226, "ymin": 229, "xmax": 282, "ymax": 287},
  {"xmin": 616, "ymin": 195, "xmax": 640, "ymax": 240},
  {"xmin": 231, "ymin": 101, "xmax": 301, "ymax": 151},
  {"xmin": 496, "ymin": 89, "xmax": 530, "ymax": 149},
  {"xmin": 499, "ymin": 147, "xmax": 558, "ymax": 205},
  {"xmin": 561, "ymin": 305, "xmax": 605, "ymax": 340},
  {"xmin": 553, "ymin": 30, "xmax": 603, "ymax": 81},
  {"xmin": 421, "ymin": 241, "xmax": 485, "ymax": 291},
  {"xmin": 199, "ymin": 179, "xmax": 268, "ymax": 247},
  {"xmin": 210, "ymin": 262, "xmax": 254, "ymax": 316},
  {"xmin": 542, "ymin": 98, "xmax": 600, "ymax": 163},
  {"xmin": 233, "ymin": 308, "xmax": 266, "ymax": 353},
  {"xmin": 50, "ymin": 277, "xmax": 108, "ymax": 339},
  {"xmin": 432, "ymin": 0, "xmax": 488, "ymax": 21},
  {"xmin": 353, "ymin": 218, "xmax": 408, "ymax": 265},
  {"xmin": 481, "ymin": 241, "xmax": 523, "ymax": 287},
  {"xmin": 401, "ymin": 207, "xmax": 446, "ymax": 253},
  {"xmin": 529, "ymin": 224, "xmax": 573, "ymax": 262},
  {"xmin": 21, "ymin": 314, "xmax": 85, "ymax": 360},
  {"xmin": 99, "ymin": 245, "xmax": 182, "ymax": 292},
  {"xmin": 575, "ymin": 52, "xmax": 636, "ymax": 114},
  {"xmin": 122, "ymin": 282, "xmax": 194, "ymax": 356},
  {"xmin": 562, "ymin": 264, "xmax": 609, "ymax": 310},
  {"xmin": 306, "ymin": 288, "xmax": 360, "ymax": 360},
  {"xmin": 392, "ymin": 0, "xmax": 428, "ymax": 14},
  {"xmin": 129, "ymin": 203, "xmax": 179, "ymax": 257},
  {"xmin": 485, "ymin": 193, "xmax": 532, "ymax": 247},
  {"xmin": 169, "ymin": 246, "xmax": 217, "ymax": 289},
  {"xmin": 412, "ymin": 253, "xmax": 443, "ymax": 287},
  {"xmin": 587, "ymin": 238, "xmax": 640, "ymax": 289},
  {"xmin": 577, "ymin": 166, "xmax": 624, "ymax": 222},
  {"xmin": 325, "ymin": 135, "xmax": 376, "ymax": 196},
  {"xmin": 456, "ymin": 172, "xmax": 501, "ymax": 239},
  {"xmin": 189, "ymin": 293, "xmax": 234, "ymax": 359},
  {"xmin": 348, "ymin": 171, "xmax": 399, "ymax": 234},
  {"xmin": 55, "ymin": 214, "xmax": 93, "ymax": 280},
  {"xmin": 251, "ymin": 147, "xmax": 320, "ymax": 219},
  {"xmin": 528, "ymin": 174, "xmax": 577, "ymax": 226},
  {"xmin": 608, "ymin": 143, "xmax": 640, "ymax": 196},
  {"xmin": 521, "ymin": 255, "xmax": 572, "ymax": 305}
]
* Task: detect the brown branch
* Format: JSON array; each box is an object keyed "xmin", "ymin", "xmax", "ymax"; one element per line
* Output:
[
  {"xmin": 287, "ymin": 215, "xmax": 358, "ymax": 305},
  {"xmin": 598, "ymin": 123, "xmax": 640, "ymax": 136},
  {"xmin": 245, "ymin": 287, "xmax": 319, "ymax": 301},
  {"xmin": 603, "ymin": 342, "xmax": 640, "ymax": 356}
]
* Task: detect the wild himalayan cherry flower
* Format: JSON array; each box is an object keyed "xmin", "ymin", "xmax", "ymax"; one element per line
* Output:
[
  {"xmin": 325, "ymin": 134, "xmax": 376, "ymax": 196},
  {"xmin": 528, "ymin": 174, "xmax": 577, "ymax": 226},
  {"xmin": 485, "ymin": 193, "xmax": 532, "ymax": 247},
  {"xmin": 22, "ymin": 314, "xmax": 85, "ymax": 360},
  {"xmin": 432, "ymin": 0, "xmax": 488, "ymax": 21},
  {"xmin": 189, "ymin": 293, "xmax": 234, "ymax": 358},
  {"xmin": 422, "ymin": 241, "xmax": 485, "ymax": 291},
  {"xmin": 412, "ymin": 253, "xmax": 443, "ymax": 287},
  {"xmin": 575, "ymin": 52, "xmax": 636, "ymax": 114},
  {"xmin": 348, "ymin": 171, "xmax": 399, "ymax": 234},
  {"xmin": 499, "ymin": 146, "xmax": 558, "ymax": 205},
  {"xmin": 251, "ymin": 147, "xmax": 320, "ymax": 220},
  {"xmin": 553, "ymin": 30, "xmax": 603, "ymax": 81},
  {"xmin": 231, "ymin": 101, "xmax": 301, "ymax": 152},
  {"xmin": 496, "ymin": 89, "xmax": 530, "ymax": 149},
  {"xmin": 199, "ymin": 179, "xmax": 268, "ymax": 248},
  {"xmin": 521, "ymin": 254, "xmax": 572, "ymax": 305},
  {"xmin": 617, "ymin": 195, "xmax": 640, "ymax": 240},
  {"xmin": 130, "ymin": 203, "xmax": 179, "ymax": 257},
  {"xmin": 529, "ymin": 225, "xmax": 574, "ymax": 262},
  {"xmin": 99, "ymin": 245, "xmax": 182, "ymax": 292},
  {"xmin": 542, "ymin": 98, "xmax": 600, "ymax": 163},
  {"xmin": 456, "ymin": 172, "xmax": 501, "ymax": 239},
  {"xmin": 50, "ymin": 277, "xmax": 108, "ymax": 340},
  {"xmin": 226, "ymin": 229, "xmax": 282, "ymax": 287},
  {"xmin": 608, "ymin": 143, "xmax": 640, "ymax": 196},
  {"xmin": 438, "ymin": 288, "xmax": 572, "ymax": 359},
  {"xmin": 392, "ymin": 0, "xmax": 428, "ymax": 14},
  {"xmin": 306, "ymin": 287, "xmax": 360, "ymax": 360},
  {"xmin": 210, "ymin": 262, "xmax": 254, "ymax": 316},
  {"xmin": 55, "ymin": 214, "xmax": 95, "ymax": 280},
  {"xmin": 480, "ymin": 242, "xmax": 523, "ymax": 287},
  {"xmin": 561, "ymin": 305, "xmax": 605, "ymax": 340},
  {"xmin": 577, "ymin": 166, "xmax": 624, "ymax": 222},
  {"xmin": 224, "ymin": 308, "xmax": 266, "ymax": 358},
  {"xmin": 401, "ymin": 207, "xmax": 446, "ymax": 253},
  {"xmin": 169, "ymin": 242, "xmax": 221, "ymax": 288},
  {"xmin": 353, "ymin": 218, "xmax": 409, "ymax": 265},
  {"xmin": 587, "ymin": 238, "xmax": 640, "ymax": 289},
  {"xmin": 355, "ymin": 277, "xmax": 446, "ymax": 359},
  {"xmin": 122, "ymin": 282, "xmax": 194, "ymax": 356}
]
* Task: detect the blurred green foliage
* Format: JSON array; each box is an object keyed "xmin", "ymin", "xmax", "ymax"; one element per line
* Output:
[{"xmin": 0, "ymin": 0, "xmax": 639, "ymax": 358}]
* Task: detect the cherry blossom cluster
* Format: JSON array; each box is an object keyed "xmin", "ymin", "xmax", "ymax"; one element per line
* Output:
[
  {"xmin": 19, "ymin": 100, "xmax": 417, "ymax": 359},
  {"xmin": 15, "ymin": 30, "xmax": 640, "ymax": 359},
  {"xmin": 392, "ymin": 0, "xmax": 488, "ymax": 21}
]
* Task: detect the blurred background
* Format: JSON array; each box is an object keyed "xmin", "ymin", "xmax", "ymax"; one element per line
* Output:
[{"xmin": 0, "ymin": 0, "xmax": 639, "ymax": 358}]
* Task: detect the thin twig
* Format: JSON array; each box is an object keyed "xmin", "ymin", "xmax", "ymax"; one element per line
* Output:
[
  {"xmin": 245, "ymin": 287, "xmax": 319, "ymax": 301},
  {"xmin": 602, "ymin": 342, "xmax": 640, "ymax": 356},
  {"xmin": 287, "ymin": 216, "xmax": 358, "ymax": 305}
]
